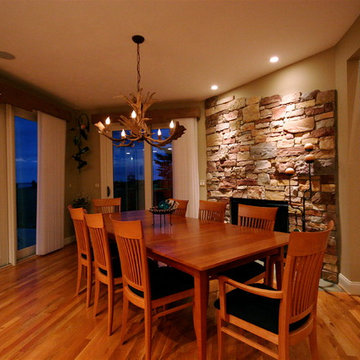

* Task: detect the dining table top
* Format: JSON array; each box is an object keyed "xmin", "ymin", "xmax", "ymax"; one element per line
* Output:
[{"xmin": 106, "ymin": 210, "xmax": 289, "ymax": 273}]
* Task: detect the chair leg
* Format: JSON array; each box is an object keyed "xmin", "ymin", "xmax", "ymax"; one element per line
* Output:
[
  {"xmin": 75, "ymin": 261, "xmax": 82, "ymax": 296},
  {"xmin": 192, "ymin": 302, "xmax": 197, "ymax": 340},
  {"xmin": 264, "ymin": 256, "xmax": 273, "ymax": 286},
  {"xmin": 278, "ymin": 338, "xmax": 290, "ymax": 360},
  {"xmin": 309, "ymin": 322, "xmax": 319, "ymax": 360},
  {"xmin": 86, "ymin": 264, "xmax": 92, "ymax": 307},
  {"xmin": 217, "ymin": 310, "xmax": 224, "ymax": 360},
  {"xmin": 144, "ymin": 306, "xmax": 152, "ymax": 360},
  {"xmin": 94, "ymin": 278, "xmax": 100, "ymax": 317},
  {"xmin": 119, "ymin": 296, "xmax": 129, "ymax": 344},
  {"xmin": 107, "ymin": 282, "xmax": 114, "ymax": 335}
]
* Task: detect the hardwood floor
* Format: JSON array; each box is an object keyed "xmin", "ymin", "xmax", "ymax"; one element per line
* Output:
[{"xmin": 0, "ymin": 243, "xmax": 359, "ymax": 360}]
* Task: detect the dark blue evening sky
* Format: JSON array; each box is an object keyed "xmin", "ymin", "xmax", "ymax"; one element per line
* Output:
[
  {"xmin": 15, "ymin": 116, "xmax": 38, "ymax": 184},
  {"xmin": 112, "ymin": 129, "xmax": 172, "ymax": 182}
]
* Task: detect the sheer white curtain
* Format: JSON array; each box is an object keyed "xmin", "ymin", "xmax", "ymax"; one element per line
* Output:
[
  {"xmin": 172, "ymin": 118, "xmax": 200, "ymax": 218},
  {"xmin": 36, "ymin": 112, "xmax": 66, "ymax": 255}
]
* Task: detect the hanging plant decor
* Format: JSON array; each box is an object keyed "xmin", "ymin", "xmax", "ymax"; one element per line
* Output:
[{"xmin": 71, "ymin": 113, "xmax": 90, "ymax": 170}]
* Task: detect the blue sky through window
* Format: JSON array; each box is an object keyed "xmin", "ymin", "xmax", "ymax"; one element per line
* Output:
[
  {"xmin": 15, "ymin": 116, "xmax": 38, "ymax": 184},
  {"xmin": 112, "ymin": 128, "xmax": 172, "ymax": 182}
]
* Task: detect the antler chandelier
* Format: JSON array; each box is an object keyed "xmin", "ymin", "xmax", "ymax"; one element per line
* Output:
[{"xmin": 94, "ymin": 35, "xmax": 186, "ymax": 148}]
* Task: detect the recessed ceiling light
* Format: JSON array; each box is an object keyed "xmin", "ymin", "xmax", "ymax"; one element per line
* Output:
[
  {"xmin": 269, "ymin": 56, "xmax": 279, "ymax": 63},
  {"xmin": 211, "ymin": 84, "xmax": 218, "ymax": 91},
  {"xmin": 0, "ymin": 51, "xmax": 15, "ymax": 60}
]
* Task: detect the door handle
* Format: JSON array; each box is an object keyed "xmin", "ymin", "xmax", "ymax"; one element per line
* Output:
[{"xmin": 107, "ymin": 186, "xmax": 111, "ymax": 197}]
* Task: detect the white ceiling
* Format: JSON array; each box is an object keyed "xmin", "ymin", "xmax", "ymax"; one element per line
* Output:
[{"xmin": 1, "ymin": 0, "xmax": 360, "ymax": 111}]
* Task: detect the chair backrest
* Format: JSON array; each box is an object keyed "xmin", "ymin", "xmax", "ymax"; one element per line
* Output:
[
  {"xmin": 237, "ymin": 204, "xmax": 278, "ymax": 230},
  {"xmin": 68, "ymin": 205, "xmax": 91, "ymax": 258},
  {"xmin": 111, "ymin": 219, "xmax": 150, "ymax": 297},
  {"xmin": 93, "ymin": 198, "xmax": 121, "ymax": 214},
  {"xmin": 170, "ymin": 199, "xmax": 189, "ymax": 217},
  {"xmin": 280, "ymin": 221, "xmax": 334, "ymax": 329},
  {"xmin": 84, "ymin": 213, "xmax": 113, "ymax": 277},
  {"xmin": 199, "ymin": 200, "xmax": 226, "ymax": 222}
]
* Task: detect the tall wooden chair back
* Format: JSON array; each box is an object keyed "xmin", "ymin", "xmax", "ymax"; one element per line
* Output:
[
  {"xmin": 85, "ymin": 213, "xmax": 122, "ymax": 335},
  {"xmin": 67, "ymin": 205, "xmax": 92, "ymax": 307},
  {"xmin": 85, "ymin": 213, "xmax": 113, "ymax": 278},
  {"xmin": 217, "ymin": 204, "xmax": 279, "ymax": 286},
  {"xmin": 93, "ymin": 198, "xmax": 121, "ymax": 214},
  {"xmin": 111, "ymin": 220, "xmax": 150, "ymax": 300},
  {"xmin": 199, "ymin": 200, "xmax": 226, "ymax": 222},
  {"xmin": 112, "ymin": 218, "xmax": 194, "ymax": 360},
  {"xmin": 170, "ymin": 199, "xmax": 189, "ymax": 217},
  {"xmin": 281, "ymin": 220, "xmax": 334, "ymax": 331},
  {"xmin": 238, "ymin": 204, "xmax": 278, "ymax": 230},
  {"xmin": 216, "ymin": 221, "xmax": 334, "ymax": 359},
  {"xmin": 68, "ymin": 205, "xmax": 90, "ymax": 257}
]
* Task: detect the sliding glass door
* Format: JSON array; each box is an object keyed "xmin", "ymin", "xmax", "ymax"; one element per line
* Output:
[
  {"xmin": 152, "ymin": 128, "xmax": 173, "ymax": 205},
  {"xmin": 113, "ymin": 131, "xmax": 145, "ymax": 211},
  {"xmin": 14, "ymin": 112, "xmax": 37, "ymax": 259},
  {"xmin": 102, "ymin": 124, "xmax": 173, "ymax": 211}
]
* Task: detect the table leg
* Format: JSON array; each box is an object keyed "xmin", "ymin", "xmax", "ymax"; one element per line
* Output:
[
  {"xmin": 275, "ymin": 247, "xmax": 285, "ymax": 289},
  {"xmin": 194, "ymin": 271, "xmax": 209, "ymax": 360}
]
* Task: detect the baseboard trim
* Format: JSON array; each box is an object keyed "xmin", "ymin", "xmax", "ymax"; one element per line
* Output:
[
  {"xmin": 64, "ymin": 236, "xmax": 75, "ymax": 246},
  {"xmin": 338, "ymin": 273, "xmax": 360, "ymax": 295}
]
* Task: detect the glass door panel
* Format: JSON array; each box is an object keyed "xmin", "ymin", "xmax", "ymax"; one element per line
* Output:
[
  {"xmin": 14, "ymin": 116, "xmax": 37, "ymax": 253},
  {"xmin": 152, "ymin": 128, "xmax": 173, "ymax": 205},
  {"xmin": 113, "ymin": 130, "xmax": 145, "ymax": 211}
]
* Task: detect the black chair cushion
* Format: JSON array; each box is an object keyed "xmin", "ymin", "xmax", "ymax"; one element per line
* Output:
[
  {"xmin": 99, "ymin": 255, "xmax": 122, "ymax": 278},
  {"xmin": 214, "ymin": 283, "xmax": 309, "ymax": 334},
  {"xmin": 129, "ymin": 266, "xmax": 194, "ymax": 300},
  {"xmin": 219, "ymin": 261, "xmax": 265, "ymax": 283},
  {"xmin": 81, "ymin": 250, "xmax": 94, "ymax": 261}
]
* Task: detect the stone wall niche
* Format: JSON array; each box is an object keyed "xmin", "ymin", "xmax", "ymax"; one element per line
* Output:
[{"xmin": 205, "ymin": 90, "xmax": 337, "ymax": 282}]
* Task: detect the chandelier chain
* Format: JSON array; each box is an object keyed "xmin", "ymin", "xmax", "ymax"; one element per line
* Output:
[{"xmin": 137, "ymin": 43, "xmax": 141, "ymax": 92}]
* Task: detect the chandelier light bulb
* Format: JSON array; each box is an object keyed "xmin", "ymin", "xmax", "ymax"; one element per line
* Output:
[
  {"xmin": 105, "ymin": 116, "xmax": 111, "ymax": 125},
  {"xmin": 131, "ymin": 110, "xmax": 137, "ymax": 119},
  {"xmin": 157, "ymin": 129, "xmax": 162, "ymax": 137},
  {"xmin": 121, "ymin": 129, "xmax": 126, "ymax": 138},
  {"xmin": 169, "ymin": 120, "xmax": 175, "ymax": 129}
]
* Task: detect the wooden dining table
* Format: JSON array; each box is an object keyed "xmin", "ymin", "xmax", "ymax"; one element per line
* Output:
[{"xmin": 106, "ymin": 210, "xmax": 289, "ymax": 360}]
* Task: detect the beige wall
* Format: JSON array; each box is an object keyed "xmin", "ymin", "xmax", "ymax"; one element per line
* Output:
[
  {"xmin": 335, "ymin": 16, "xmax": 360, "ymax": 282},
  {"xmin": 219, "ymin": 47, "xmax": 335, "ymax": 99},
  {"xmin": 78, "ymin": 117, "xmax": 101, "ymax": 213}
]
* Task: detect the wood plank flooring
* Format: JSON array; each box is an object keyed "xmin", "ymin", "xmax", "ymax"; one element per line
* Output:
[{"xmin": 0, "ymin": 243, "xmax": 359, "ymax": 360}]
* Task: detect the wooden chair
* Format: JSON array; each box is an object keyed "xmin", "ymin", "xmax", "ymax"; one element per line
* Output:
[
  {"xmin": 218, "ymin": 204, "xmax": 279, "ymax": 285},
  {"xmin": 112, "ymin": 218, "xmax": 194, "ymax": 360},
  {"xmin": 215, "ymin": 221, "xmax": 334, "ymax": 360},
  {"xmin": 198, "ymin": 200, "xmax": 226, "ymax": 222},
  {"xmin": 84, "ymin": 213, "xmax": 122, "ymax": 335},
  {"xmin": 68, "ymin": 205, "xmax": 93, "ymax": 307},
  {"xmin": 92, "ymin": 198, "xmax": 121, "ymax": 214},
  {"xmin": 170, "ymin": 198, "xmax": 189, "ymax": 217}
]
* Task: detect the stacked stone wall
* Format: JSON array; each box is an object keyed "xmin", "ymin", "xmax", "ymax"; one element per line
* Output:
[{"xmin": 205, "ymin": 90, "xmax": 337, "ymax": 282}]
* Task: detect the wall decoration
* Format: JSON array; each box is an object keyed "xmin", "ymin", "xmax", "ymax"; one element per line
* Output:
[{"xmin": 71, "ymin": 113, "xmax": 90, "ymax": 170}]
